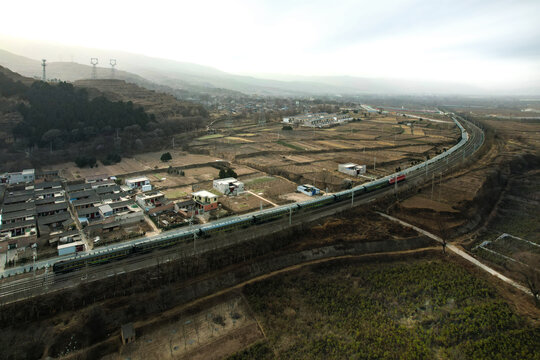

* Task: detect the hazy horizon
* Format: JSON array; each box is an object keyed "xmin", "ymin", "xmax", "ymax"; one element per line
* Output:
[{"xmin": 1, "ymin": 0, "xmax": 539, "ymax": 93}]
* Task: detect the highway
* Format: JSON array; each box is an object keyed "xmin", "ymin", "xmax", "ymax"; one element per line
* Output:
[{"xmin": 0, "ymin": 115, "xmax": 484, "ymax": 304}]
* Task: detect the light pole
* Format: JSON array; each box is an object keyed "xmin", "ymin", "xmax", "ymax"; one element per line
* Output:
[{"xmin": 289, "ymin": 207, "xmax": 292, "ymax": 225}]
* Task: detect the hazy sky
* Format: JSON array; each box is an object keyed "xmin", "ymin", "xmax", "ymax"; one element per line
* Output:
[{"xmin": 1, "ymin": 0, "xmax": 539, "ymax": 89}]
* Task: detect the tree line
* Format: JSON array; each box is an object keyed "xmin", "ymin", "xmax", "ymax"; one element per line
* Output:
[
  {"xmin": 0, "ymin": 71, "xmax": 27, "ymax": 97},
  {"xmin": 11, "ymin": 81, "xmax": 153, "ymax": 147}
]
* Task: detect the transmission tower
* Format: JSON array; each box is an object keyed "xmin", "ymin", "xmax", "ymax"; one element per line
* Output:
[
  {"xmin": 41, "ymin": 59, "xmax": 46, "ymax": 81},
  {"xmin": 90, "ymin": 58, "xmax": 98, "ymax": 79},
  {"xmin": 109, "ymin": 59, "xmax": 117, "ymax": 79}
]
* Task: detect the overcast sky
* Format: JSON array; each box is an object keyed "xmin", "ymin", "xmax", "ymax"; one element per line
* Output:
[{"xmin": 1, "ymin": 0, "xmax": 539, "ymax": 89}]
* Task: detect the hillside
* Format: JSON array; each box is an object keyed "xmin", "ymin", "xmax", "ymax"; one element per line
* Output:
[
  {"xmin": 73, "ymin": 79, "xmax": 208, "ymax": 122},
  {"xmin": 0, "ymin": 65, "xmax": 209, "ymax": 171},
  {"xmin": 0, "ymin": 66, "xmax": 33, "ymax": 145},
  {"xmin": 0, "ymin": 48, "xmax": 243, "ymax": 99}
]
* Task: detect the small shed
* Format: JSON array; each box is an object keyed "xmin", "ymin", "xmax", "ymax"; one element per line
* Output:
[
  {"xmin": 121, "ymin": 323, "xmax": 136, "ymax": 345},
  {"xmin": 338, "ymin": 163, "xmax": 366, "ymax": 176},
  {"xmin": 98, "ymin": 204, "xmax": 113, "ymax": 218},
  {"xmin": 297, "ymin": 184, "xmax": 320, "ymax": 196},
  {"xmin": 213, "ymin": 177, "xmax": 244, "ymax": 196}
]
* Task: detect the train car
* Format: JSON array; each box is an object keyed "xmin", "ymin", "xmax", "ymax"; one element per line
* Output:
[
  {"xmin": 388, "ymin": 174, "xmax": 406, "ymax": 184},
  {"xmin": 253, "ymin": 207, "xmax": 289, "ymax": 224},
  {"xmin": 201, "ymin": 216, "xmax": 253, "ymax": 236},
  {"xmin": 364, "ymin": 179, "xmax": 390, "ymax": 192},
  {"xmin": 134, "ymin": 232, "xmax": 193, "ymax": 253},
  {"xmin": 53, "ymin": 246, "xmax": 134, "ymax": 273},
  {"xmin": 333, "ymin": 190, "xmax": 353, "ymax": 202},
  {"xmin": 298, "ymin": 195, "xmax": 334, "ymax": 210}
]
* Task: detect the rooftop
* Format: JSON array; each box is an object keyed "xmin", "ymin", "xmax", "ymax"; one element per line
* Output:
[
  {"xmin": 1, "ymin": 209, "xmax": 35, "ymax": 221},
  {"xmin": 85, "ymin": 174, "xmax": 110, "ymax": 182},
  {"xmin": 34, "ymin": 181, "xmax": 62, "ymax": 190},
  {"xmin": 0, "ymin": 219, "xmax": 36, "ymax": 232},
  {"xmin": 214, "ymin": 177, "xmax": 242, "ymax": 184},
  {"xmin": 66, "ymin": 183, "xmax": 91, "ymax": 193},
  {"xmin": 36, "ymin": 201, "xmax": 68, "ymax": 212},
  {"xmin": 192, "ymin": 190, "xmax": 217, "ymax": 198},
  {"xmin": 57, "ymin": 240, "xmax": 85, "ymax": 250},
  {"xmin": 125, "ymin": 176, "xmax": 149, "ymax": 183},
  {"xmin": 77, "ymin": 206, "xmax": 99, "ymax": 216},
  {"xmin": 99, "ymin": 204, "xmax": 113, "ymax": 214},
  {"xmin": 1, "ymin": 202, "xmax": 36, "ymax": 214},
  {"xmin": 37, "ymin": 212, "xmax": 71, "ymax": 226},
  {"xmin": 72, "ymin": 195, "xmax": 101, "ymax": 207}
]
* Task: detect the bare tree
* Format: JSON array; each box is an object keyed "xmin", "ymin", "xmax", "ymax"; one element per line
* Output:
[{"xmin": 509, "ymin": 253, "xmax": 540, "ymax": 307}]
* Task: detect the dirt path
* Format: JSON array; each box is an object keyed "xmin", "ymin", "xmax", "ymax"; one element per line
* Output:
[
  {"xmin": 245, "ymin": 190, "xmax": 279, "ymax": 207},
  {"xmin": 377, "ymin": 212, "xmax": 532, "ymax": 295},
  {"xmin": 143, "ymin": 214, "xmax": 160, "ymax": 236}
]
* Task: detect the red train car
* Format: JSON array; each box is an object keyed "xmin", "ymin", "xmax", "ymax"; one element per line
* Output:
[{"xmin": 388, "ymin": 174, "xmax": 406, "ymax": 184}]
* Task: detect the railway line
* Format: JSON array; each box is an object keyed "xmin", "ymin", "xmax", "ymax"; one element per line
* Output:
[{"xmin": 0, "ymin": 115, "xmax": 484, "ymax": 304}]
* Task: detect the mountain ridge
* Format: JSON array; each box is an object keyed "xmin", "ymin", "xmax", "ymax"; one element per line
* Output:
[{"xmin": 2, "ymin": 37, "xmax": 532, "ymax": 96}]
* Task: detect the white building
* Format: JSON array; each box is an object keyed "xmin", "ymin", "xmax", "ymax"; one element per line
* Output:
[
  {"xmin": 282, "ymin": 113, "xmax": 352, "ymax": 128},
  {"xmin": 125, "ymin": 176, "xmax": 151, "ymax": 191},
  {"xmin": 338, "ymin": 163, "xmax": 366, "ymax": 176},
  {"xmin": 297, "ymin": 184, "xmax": 320, "ymax": 196},
  {"xmin": 213, "ymin": 177, "xmax": 244, "ymax": 196},
  {"xmin": 0, "ymin": 169, "xmax": 35, "ymax": 185}
]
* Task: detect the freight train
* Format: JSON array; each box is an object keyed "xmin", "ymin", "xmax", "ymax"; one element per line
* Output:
[{"xmin": 53, "ymin": 117, "xmax": 471, "ymax": 273}]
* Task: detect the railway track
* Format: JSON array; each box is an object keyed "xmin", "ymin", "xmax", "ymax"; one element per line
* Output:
[{"xmin": 0, "ymin": 116, "xmax": 484, "ymax": 304}]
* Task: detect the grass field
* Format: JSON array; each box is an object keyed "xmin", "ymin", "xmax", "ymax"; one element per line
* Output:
[
  {"xmin": 230, "ymin": 257, "xmax": 540, "ymax": 359},
  {"xmin": 276, "ymin": 140, "xmax": 306, "ymax": 151},
  {"xmin": 197, "ymin": 134, "xmax": 225, "ymax": 140},
  {"xmin": 244, "ymin": 176, "xmax": 275, "ymax": 186}
]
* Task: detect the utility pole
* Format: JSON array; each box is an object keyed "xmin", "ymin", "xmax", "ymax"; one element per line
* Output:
[
  {"xmin": 289, "ymin": 207, "xmax": 292, "ymax": 225},
  {"xmin": 32, "ymin": 251, "xmax": 36, "ymax": 278},
  {"xmin": 431, "ymin": 173, "xmax": 435, "ymax": 200},
  {"xmin": 439, "ymin": 172, "xmax": 442, "ymax": 202}
]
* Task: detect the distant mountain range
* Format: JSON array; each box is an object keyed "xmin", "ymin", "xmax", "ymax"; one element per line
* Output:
[{"xmin": 2, "ymin": 36, "xmax": 535, "ymax": 96}]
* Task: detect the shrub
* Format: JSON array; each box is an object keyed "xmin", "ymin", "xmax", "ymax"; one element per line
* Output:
[
  {"xmin": 75, "ymin": 156, "xmax": 97, "ymax": 168},
  {"xmin": 101, "ymin": 153, "xmax": 121, "ymax": 165},
  {"xmin": 160, "ymin": 152, "xmax": 172, "ymax": 162},
  {"xmin": 219, "ymin": 167, "xmax": 237, "ymax": 179}
]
